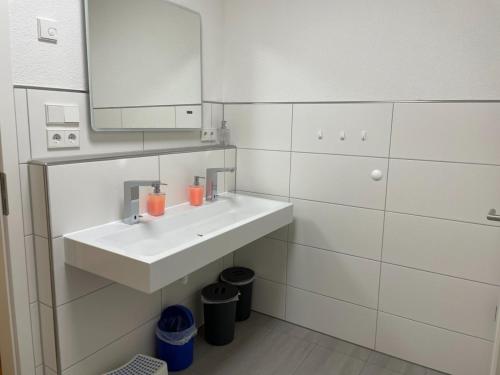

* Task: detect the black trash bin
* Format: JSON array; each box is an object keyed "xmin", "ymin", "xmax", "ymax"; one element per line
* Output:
[
  {"xmin": 220, "ymin": 267, "xmax": 255, "ymax": 321},
  {"xmin": 201, "ymin": 282, "xmax": 239, "ymax": 346}
]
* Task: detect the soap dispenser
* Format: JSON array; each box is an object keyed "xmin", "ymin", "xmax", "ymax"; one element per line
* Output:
[
  {"xmin": 188, "ymin": 176, "xmax": 205, "ymax": 206},
  {"xmin": 147, "ymin": 183, "xmax": 166, "ymax": 216}
]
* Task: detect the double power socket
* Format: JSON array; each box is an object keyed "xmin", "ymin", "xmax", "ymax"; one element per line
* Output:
[
  {"xmin": 45, "ymin": 104, "xmax": 80, "ymax": 149},
  {"xmin": 47, "ymin": 129, "xmax": 80, "ymax": 149}
]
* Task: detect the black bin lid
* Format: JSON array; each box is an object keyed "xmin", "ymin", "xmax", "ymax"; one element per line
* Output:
[
  {"xmin": 201, "ymin": 282, "xmax": 239, "ymax": 304},
  {"xmin": 220, "ymin": 267, "xmax": 255, "ymax": 286}
]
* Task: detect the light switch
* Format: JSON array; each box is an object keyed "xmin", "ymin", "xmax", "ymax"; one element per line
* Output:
[
  {"xmin": 64, "ymin": 106, "xmax": 80, "ymax": 123},
  {"xmin": 46, "ymin": 105, "xmax": 65, "ymax": 124},
  {"xmin": 37, "ymin": 18, "xmax": 58, "ymax": 43}
]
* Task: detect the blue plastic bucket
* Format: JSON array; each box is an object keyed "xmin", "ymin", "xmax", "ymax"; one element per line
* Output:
[{"xmin": 156, "ymin": 305, "xmax": 197, "ymax": 372}]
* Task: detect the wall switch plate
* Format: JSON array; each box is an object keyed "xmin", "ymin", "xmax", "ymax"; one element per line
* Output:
[
  {"xmin": 64, "ymin": 106, "xmax": 80, "ymax": 123},
  {"xmin": 46, "ymin": 105, "xmax": 65, "ymax": 124},
  {"xmin": 37, "ymin": 17, "xmax": 58, "ymax": 43},
  {"xmin": 201, "ymin": 128, "xmax": 217, "ymax": 142},
  {"xmin": 46, "ymin": 104, "xmax": 81, "ymax": 126}
]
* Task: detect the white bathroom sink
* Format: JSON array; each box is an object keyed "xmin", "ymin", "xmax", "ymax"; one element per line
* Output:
[{"xmin": 64, "ymin": 193, "xmax": 293, "ymax": 293}]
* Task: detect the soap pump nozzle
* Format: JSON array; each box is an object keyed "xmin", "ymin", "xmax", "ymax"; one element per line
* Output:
[
  {"xmin": 152, "ymin": 182, "xmax": 167, "ymax": 194},
  {"xmin": 194, "ymin": 176, "xmax": 205, "ymax": 186}
]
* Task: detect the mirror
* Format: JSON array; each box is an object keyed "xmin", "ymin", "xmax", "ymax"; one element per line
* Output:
[{"xmin": 85, "ymin": 0, "xmax": 202, "ymax": 131}]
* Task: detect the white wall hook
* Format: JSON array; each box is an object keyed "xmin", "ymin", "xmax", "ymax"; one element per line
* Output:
[
  {"xmin": 361, "ymin": 130, "xmax": 367, "ymax": 141},
  {"xmin": 371, "ymin": 169, "xmax": 383, "ymax": 181},
  {"xmin": 317, "ymin": 129, "xmax": 323, "ymax": 140},
  {"xmin": 339, "ymin": 131, "xmax": 346, "ymax": 141}
]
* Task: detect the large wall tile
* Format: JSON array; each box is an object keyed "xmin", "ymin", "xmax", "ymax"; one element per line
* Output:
[
  {"xmin": 236, "ymin": 149, "xmax": 290, "ymax": 196},
  {"xmin": 287, "ymin": 244, "xmax": 379, "ymax": 308},
  {"xmin": 286, "ymin": 287, "xmax": 376, "ymax": 349},
  {"xmin": 292, "ymin": 103, "xmax": 392, "ymax": 157},
  {"xmin": 386, "ymin": 159, "xmax": 500, "ymax": 225},
  {"xmin": 29, "ymin": 164, "xmax": 48, "ymax": 238},
  {"xmin": 289, "ymin": 198, "xmax": 383, "ymax": 260},
  {"xmin": 162, "ymin": 259, "xmax": 223, "ymax": 308},
  {"xmin": 224, "ymin": 148, "xmax": 237, "ymax": 192},
  {"xmin": 57, "ymin": 283, "xmax": 161, "ymax": 370},
  {"xmin": 25, "ymin": 236, "xmax": 37, "ymax": 303},
  {"xmin": 62, "ymin": 319, "xmax": 157, "ymax": 375},
  {"xmin": 383, "ymin": 212, "xmax": 500, "ymax": 285},
  {"xmin": 19, "ymin": 164, "xmax": 33, "ymax": 236},
  {"xmin": 376, "ymin": 312, "xmax": 492, "ymax": 375},
  {"xmin": 290, "ymin": 153, "xmax": 388, "ymax": 209},
  {"xmin": 236, "ymin": 192, "xmax": 289, "ymax": 240},
  {"xmin": 14, "ymin": 89, "xmax": 31, "ymax": 163},
  {"xmin": 35, "ymin": 236, "xmax": 52, "ymax": 307},
  {"xmin": 234, "ymin": 237, "xmax": 287, "ymax": 284},
  {"xmin": 252, "ymin": 278, "xmax": 286, "ymax": 319},
  {"xmin": 30, "ymin": 302, "xmax": 42, "ymax": 367},
  {"xmin": 225, "ymin": 104, "xmax": 292, "ymax": 150},
  {"xmin": 52, "ymin": 237, "xmax": 113, "ymax": 306},
  {"xmin": 47, "ymin": 156, "xmax": 159, "ymax": 237},
  {"xmin": 391, "ymin": 103, "xmax": 500, "ymax": 164},
  {"xmin": 27, "ymin": 90, "xmax": 143, "ymax": 159},
  {"xmin": 143, "ymin": 131, "xmax": 205, "ymax": 150},
  {"xmin": 202, "ymin": 103, "xmax": 223, "ymax": 129},
  {"xmin": 380, "ymin": 264, "xmax": 498, "ymax": 340},
  {"xmin": 159, "ymin": 150, "xmax": 225, "ymax": 206},
  {"xmin": 40, "ymin": 304, "xmax": 57, "ymax": 372}
]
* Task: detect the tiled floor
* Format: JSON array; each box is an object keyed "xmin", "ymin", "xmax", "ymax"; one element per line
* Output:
[{"xmin": 179, "ymin": 312, "xmax": 447, "ymax": 375}]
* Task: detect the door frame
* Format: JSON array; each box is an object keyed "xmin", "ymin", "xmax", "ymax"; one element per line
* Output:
[{"xmin": 0, "ymin": 0, "xmax": 37, "ymax": 373}]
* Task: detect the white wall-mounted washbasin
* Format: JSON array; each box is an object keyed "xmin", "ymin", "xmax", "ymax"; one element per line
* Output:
[{"xmin": 64, "ymin": 193, "xmax": 293, "ymax": 293}]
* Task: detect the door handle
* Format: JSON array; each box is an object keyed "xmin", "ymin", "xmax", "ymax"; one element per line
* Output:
[{"xmin": 487, "ymin": 209, "xmax": 500, "ymax": 222}]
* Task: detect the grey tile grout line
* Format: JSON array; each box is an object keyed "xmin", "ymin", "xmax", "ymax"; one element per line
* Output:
[
  {"xmin": 237, "ymin": 147, "xmax": 500, "ymax": 168},
  {"xmin": 283, "ymin": 104, "xmax": 294, "ymax": 321},
  {"xmin": 374, "ymin": 103, "xmax": 395, "ymax": 350},
  {"xmin": 238, "ymin": 188, "xmax": 500, "ymax": 229},
  {"xmin": 379, "ymin": 310, "xmax": 493, "ymax": 343}
]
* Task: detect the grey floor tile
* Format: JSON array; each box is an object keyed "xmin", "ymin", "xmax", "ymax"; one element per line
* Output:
[
  {"xmin": 249, "ymin": 329, "xmax": 316, "ymax": 375},
  {"xmin": 183, "ymin": 312, "xmax": 445, "ymax": 375},
  {"xmin": 367, "ymin": 352, "xmax": 429, "ymax": 375},
  {"xmin": 334, "ymin": 340, "xmax": 373, "ymax": 361},
  {"xmin": 293, "ymin": 345, "xmax": 365, "ymax": 375},
  {"xmin": 361, "ymin": 364, "xmax": 400, "ymax": 375}
]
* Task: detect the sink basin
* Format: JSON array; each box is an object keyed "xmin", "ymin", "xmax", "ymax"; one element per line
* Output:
[{"xmin": 64, "ymin": 193, "xmax": 293, "ymax": 293}]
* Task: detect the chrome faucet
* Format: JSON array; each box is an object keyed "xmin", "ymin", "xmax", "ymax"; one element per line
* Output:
[
  {"xmin": 123, "ymin": 180, "xmax": 160, "ymax": 224},
  {"xmin": 205, "ymin": 168, "xmax": 236, "ymax": 201}
]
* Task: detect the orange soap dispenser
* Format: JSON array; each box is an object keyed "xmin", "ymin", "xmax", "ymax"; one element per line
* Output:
[
  {"xmin": 147, "ymin": 183, "xmax": 166, "ymax": 216},
  {"xmin": 189, "ymin": 176, "xmax": 205, "ymax": 206}
]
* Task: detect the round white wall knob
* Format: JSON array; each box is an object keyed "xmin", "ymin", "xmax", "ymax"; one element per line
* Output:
[{"xmin": 371, "ymin": 169, "xmax": 383, "ymax": 181}]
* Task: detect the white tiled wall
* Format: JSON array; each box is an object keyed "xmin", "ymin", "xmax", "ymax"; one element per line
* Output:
[
  {"xmin": 28, "ymin": 148, "xmax": 236, "ymax": 374},
  {"xmin": 230, "ymin": 101, "xmax": 500, "ymax": 375}
]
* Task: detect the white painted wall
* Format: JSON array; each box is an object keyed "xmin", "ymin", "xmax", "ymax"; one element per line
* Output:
[
  {"xmin": 222, "ymin": 0, "xmax": 500, "ymax": 102},
  {"xmin": 8, "ymin": 0, "xmax": 224, "ymax": 101}
]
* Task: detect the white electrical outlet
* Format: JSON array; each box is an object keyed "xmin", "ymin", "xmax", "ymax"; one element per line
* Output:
[
  {"xmin": 47, "ymin": 129, "xmax": 80, "ymax": 149},
  {"xmin": 65, "ymin": 130, "xmax": 80, "ymax": 148},
  {"xmin": 201, "ymin": 128, "xmax": 217, "ymax": 142},
  {"xmin": 47, "ymin": 130, "xmax": 65, "ymax": 148}
]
